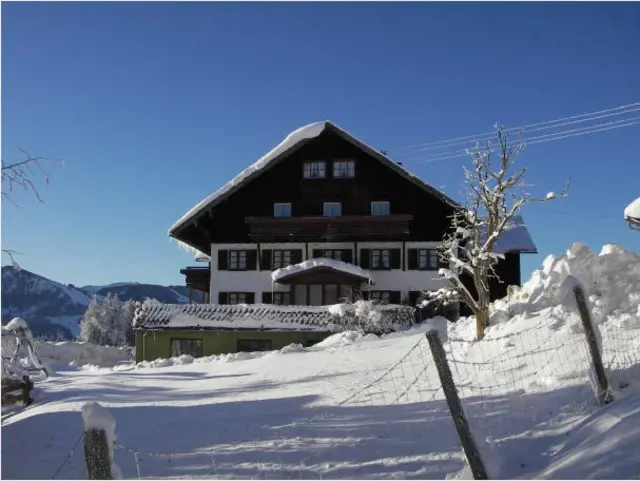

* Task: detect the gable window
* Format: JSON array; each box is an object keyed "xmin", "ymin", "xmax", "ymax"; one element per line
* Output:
[
  {"xmin": 171, "ymin": 339, "xmax": 203, "ymax": 358},
  {"xmin": 229, "ymin": 250, "xmax": 247, "ymax": 270},
  {"xmin": 274, "ymin": 203, "xmax": 292, "ymax": 218},
  {"xmin": 272, "ymin": 250, "xmax": 292, "ymax": 269},
  {"xmin": 303, "ymin": 161, "xmax": 326, "ymax": 179},
  {"xmin": 273, "ymin": 292, "xmax": 291, "ymax": 305},
  {"xmin": 237, "ymin": 339, "xmax": 272, "ymax": 352},
  {"xmin": 371, "ymin": 201, "xmax": 390, "ymax": 216},
  {"xmin": 371, "ymin": 249, "xmax": 390, "ymax": 269},
  {"xmin": 323, "ymin": 202, "xmax": 342, "ymax": 217},
  {"xmin": 418, "ymin": 249, "xmax": 439, "ymax": 270},
  {"xmin": 333, "ymin": 160, "xmax": 355, "ymax": 178}
]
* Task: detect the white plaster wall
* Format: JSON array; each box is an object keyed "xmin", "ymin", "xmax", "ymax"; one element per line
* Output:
[{"xmin": 209, "ymin": 241, "xmax": 447, "ymax": 304}]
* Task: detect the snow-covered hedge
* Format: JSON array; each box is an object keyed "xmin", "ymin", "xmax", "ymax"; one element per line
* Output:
[
  {"xmin": 34, "ymin": 341, "xmax": 133, "ymax": 368},
  {"xmin": 328, "ymin": 301, "xmax": 416, "ymax": 335}
]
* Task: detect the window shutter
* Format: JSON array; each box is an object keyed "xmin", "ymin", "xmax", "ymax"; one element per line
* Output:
[
  {"xmin": 359, "ymin": 249, "xmax": 370, "ymax": 269},
  {"xmin": 217, "ymin": 250, "xmax": 228, "ymax": 270},
  {"xmin": 261, "ymin": 249, "xmax": 272, "ymax": 270},
  {"xmin": 407, "ymin": 249, "xmax": 418, "ymax": 270},
  {"xmin": 389, "ymin": 291, "xmax": 402, "ymax": 305},
  {"xmin": 312, "ymin": 249, "xmax": 323, "ymax": 258},
  {"xmin": 408, "ymin": 290, "xmax": 420, "ymax": 307},
  {"xmin": 291, "ymin": 249, "xmax": 303, "ymax": 265},
  {"xmin": 246, "ymin": 292, "xmax": 255, "ymax": 304},
  {"xmin": 342, "ymin": 249, "xmax": 353, "ymax": 264},
  {"xmin": 218, "ymin": 292, "xmax": 228, "ymax": 305},
  {"xmin": 262, "ymin": 292, "xmax": 273, "ymax": 304},
  {"xmin": 246, "ymin": 250, "xmax": 258, "ymax": 270},
  {"xmin": 390, "ymin": 249, "xmax": 401, "ymax": 269}
]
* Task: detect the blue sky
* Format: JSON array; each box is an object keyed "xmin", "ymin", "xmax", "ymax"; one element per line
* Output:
[{"xmin": 2, "ymin": 1, "xmax": 639, "ymax": 287}]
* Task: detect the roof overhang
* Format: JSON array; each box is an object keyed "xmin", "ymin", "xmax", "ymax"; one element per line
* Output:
[{"xmin": 624, "ymin": 197, "xmax": 640, "ymax": 231}]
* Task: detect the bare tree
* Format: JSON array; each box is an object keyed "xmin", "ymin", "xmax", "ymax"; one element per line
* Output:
[
  {"xmin": 434, "ymin": 125, "xmax": 569, "ymax": 340},
  {"xmin": 2, "ymin": 147, "xmax": 64, "ymax": 269}
]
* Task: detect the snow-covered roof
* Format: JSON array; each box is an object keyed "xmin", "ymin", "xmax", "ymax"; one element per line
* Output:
[
  {"xmin": 134, "ymin": 302, "xmax": 337, "ymax": 331},
  {"xmin": 624, "ymin": 197, "xmax": 640, "ymax": 223},
  {"xmin": 493, "ymin": 216, "xmax": 537, "ymax": 254},
  {"xmin": 168, "ymin": 121, "xmax": 460, "ymax": 244},
  {"xmin": 194, "ymin": 252, "xmax": 211, "ymax": 263},
  {"xmin": 272, "ymin": 258, "xmax": 374, "ymax": 284}
]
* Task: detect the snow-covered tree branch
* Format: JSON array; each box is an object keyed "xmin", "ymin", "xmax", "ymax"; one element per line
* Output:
[
  {"xmin": 433, "ymin": 125, "xmax": 569, "ymax": 340},
  {"xmin": 1, "ymin": 147, "xmax": 64, "ymax": 269}
]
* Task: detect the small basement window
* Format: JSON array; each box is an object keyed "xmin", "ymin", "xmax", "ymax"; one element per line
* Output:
[
  {"xmin": 333, "ymin": 160, "xmax": 355, "ymax": 178},
  {"xmin": 237, "ymin": 339, "xmax": 272, "ymax": 353},
  {"xmin": 171, "ymin": 339, "xmax": 203, "ymax": 358},
  {"xmin": 303, "ymin": 161, "xmax": 326, "ymax": 179},
  {"xmin": 274, "ymin": 203, "xmax": 292, "ymax": 218},
  {"xmin": 371, "ymin": 201, "xmax": 390, "ymax": 216},
  {"xmin": 323, "ymin": 202, "xmax": 342, "ymax": 217}
]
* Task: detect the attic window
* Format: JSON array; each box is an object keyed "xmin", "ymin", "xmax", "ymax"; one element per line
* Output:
[
  {"xmin": 333, "ymin": 160, "xmax": 355, "ymax": 178},
  {"xmin": 274, "ymin": 203, "xmax": 292, "ymax": 218},
  {"xmin": 371, "ymin": 201, "xmax": 390, "ymax": 216},
  {"xmin": 303, "ymin": 161, "xmax": 326, "ymax": 179}
]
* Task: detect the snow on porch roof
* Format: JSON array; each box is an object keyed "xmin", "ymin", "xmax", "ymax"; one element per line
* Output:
[
  {"xmin": 492, "ymin": 215, "xmax": 538, "ymax": 254},
  {"xmin": 624, "ymin": 196, "xmax": 640, "ymax": 222},
  {"xmin": 168, "ymin": 120, "xmax": 460, "ymax": 244},
  {"xmin": 272, "ymin": 258, "xmax": 374, "ymax": 284}
]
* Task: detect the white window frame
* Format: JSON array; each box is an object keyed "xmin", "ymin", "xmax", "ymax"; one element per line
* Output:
[
  {"xmin": 323, "ymin": 202, "xmax": 342, "ymax": 217},
  {"xmin": 303, "ymin": 161, "xmax": 326, "ymax": 179},
  {"xmin": 273, "ymin": 203, "xmax": 292, "ymax": 218},
  {"xmin": 332, "ymin": 160, "xmax": 355, "ymax": 178},
  {"xmin": 229, "ymin": 250, "xmax": 247, "ymax": 270},
  {"xmin": 228, "ymin": 292, "xmax": 248, "ymax": 305},
  {"xmin": 371, "ymin": 201, "xmax": 390, "ymax": 216}
]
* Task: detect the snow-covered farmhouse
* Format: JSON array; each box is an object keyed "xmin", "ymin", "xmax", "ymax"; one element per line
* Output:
[{"xmin": 134, "ymin": 121, "xmax": 537, "ymax": 361}]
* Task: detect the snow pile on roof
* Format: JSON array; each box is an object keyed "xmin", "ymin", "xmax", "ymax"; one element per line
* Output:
[
  {"xmin": 486, "ymin": 215, "xmax": 537, "ymax": 253},
  {"xmin": 272, "ymin": 257, "xmax": 374, "ymax": 283},
  {"xmin": 486, "ymin": 242, "xmax": 640, "ymax": 329},
  {"xmin": 194, "ymin": 251, "xmax": 211, "ymax": 262},
  {"xmin": 624, "ymin": 196, "xmax": 640, "ymax": 221}
]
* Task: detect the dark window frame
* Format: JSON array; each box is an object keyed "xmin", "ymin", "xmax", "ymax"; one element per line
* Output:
[
  {"xmin": 418, "ymin": 248, "xmax": 439, "ymax": 270},
  {"xmin": 228, "ymin": 292, "xmax": 251, "ymax": 305},
  {"xmin": 323, "ymin": 202, "xmax": 342, "ymax": 217},
  {"xmin": 322, "ymin": 249, "xmax": 343, "ymax": 261},
  {"xmin": 272, "ymin": 250, "xmax": 293, "ymax": 269},
  {"xmin": 273, "ymin": 292, "xmax": 291, "ymax": 305},
  {"xmin": 370, "ymin": 249, "xmax": 391, "ymax": 270},
  {"xmin": 273, "ymin": 203, "xmax": 292, "ymax": 218},
  {"xmin": 171, "ymin": 338, "xmax": 204, "ymax": 358},
  {"xmin": 237, "ymin": 339, "xmax": 272, "ymax": 353},
  {"xmin": 371, "ymin": 201, "xmax": 390, "ymax": 216},
  {"xmin": 303, "ymin": 161, "xmax": 326, "ymax": 179},
  {"xmin": 228, "ymin": 250, "xmax": 248, "ymax": 270},
  {"xmin": 332, "ymin": 160, "xmax": 355, "ymax": 178}
]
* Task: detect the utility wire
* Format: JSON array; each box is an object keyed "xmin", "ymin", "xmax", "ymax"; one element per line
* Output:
[{"xmin": 388, "ymin": 101, "xmax": 640, "ymax": 153}]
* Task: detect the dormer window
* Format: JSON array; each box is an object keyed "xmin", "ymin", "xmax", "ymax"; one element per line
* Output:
[
  {"xmin": 333, "ymin": 160, "xmax": 355, "ymax": 178},
  {"xmin": 371, "ymin": 201, "xmax": 390, "ymax": 216},
  {"xmin": 303, "ymin": 161, "xmax": 326, "ymax": 179},
  {"xmin": 274, "ymin": 203, "xmax": 292, "ymax": 218}
]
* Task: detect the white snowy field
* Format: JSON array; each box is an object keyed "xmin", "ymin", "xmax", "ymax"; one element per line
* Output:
[{"xmin": 2, "ymin": 243, "xmax": 640, "ymax": 480}]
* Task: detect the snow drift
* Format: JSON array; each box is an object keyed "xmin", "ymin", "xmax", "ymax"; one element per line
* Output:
[{"xmin": 33, "ymin": 341, "xmax": 133, "ymax": 369}]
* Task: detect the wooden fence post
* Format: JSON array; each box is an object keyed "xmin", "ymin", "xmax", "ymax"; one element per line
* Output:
[
  {"xmin": 426, "ymin": 330, "xmax": 489, "ymax": 480},
  {"xmin": 572, "ymin": 284, "xmax": 614, "ymax": 405},
  {"xmin": 82, "ymin": 402, "xmax": 120, "ymax": 480}
]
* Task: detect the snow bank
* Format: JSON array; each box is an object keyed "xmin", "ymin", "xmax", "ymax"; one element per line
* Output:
[{"xmin": 34, "ymin": 341, "xmax": 133, "ymax": 369}]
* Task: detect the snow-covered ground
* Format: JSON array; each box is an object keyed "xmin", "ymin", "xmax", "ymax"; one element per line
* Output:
[{"xmin": 2, "ymin": 243, "xmax": 639, "ymax": 480}]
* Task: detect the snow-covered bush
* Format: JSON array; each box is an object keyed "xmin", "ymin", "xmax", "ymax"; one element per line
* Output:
[
  {"xmin": 79, "ymin": 294, "xmax": 136, "ymax": 347},
  {"xmin": 329, "ymin": 300, "xmax": 415, "ymax": 335}
]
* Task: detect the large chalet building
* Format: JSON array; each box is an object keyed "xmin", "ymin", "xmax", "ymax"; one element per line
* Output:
[{"xmin": 170, "ymin": 121, "xmax": 537, "ymax": 311}]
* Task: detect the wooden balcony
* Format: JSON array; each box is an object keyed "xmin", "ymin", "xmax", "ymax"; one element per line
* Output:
[
  {"xmin": 245, "ymin": 214, "xmax": 413, "ymax": 242},
  {"xmin": 180, "ymin": 266, "xmax": 210, "ymax": 303}
]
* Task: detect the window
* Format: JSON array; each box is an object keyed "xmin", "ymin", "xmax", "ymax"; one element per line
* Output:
[
  {"xmin": 229, "ymin": 250, "xmax": 247, "ymax": 270},
  {"xmin": 273, "ymin": 292, "xmax": 291, "ymax": 305},
  {"xmin": 369, "ymin": 291, "xmax": 391, "ymax": 304},
  {"xmin": 171, "ymin": 339, "xmax": 203, "ymax": 358},
  {"xmin": 332, "ymin": 160, "xmax": 355, "ymax": 178},
  {"xmin": 371, "ymin": 201, "xmax": 390, "ymax": 216},
  {"xmin": 274, "ymin": 203, "xmax": 292, "ymax": 218},
  {"xmin": 237, "ymin": 339, "xmax": 272, "ymax": 352},
  {"xmin": 323, "ymin": 249, "xmax": 342, "ymax": 261},
  {"xmin": 371, "ymin": 249, "xmax": 390, "ymax": 269},
  {"xmin": 229, "ymin": 292, "xmax": 250, "ymax": 305},
  {"xmin": 323, "ymin": 202, "xmax": 342, "ymax": 217},
  {"xmin": 418, "ymin": 249, "xmax": 439, "ymax": 270},
  {"xmin": 272, "ymin": 250, "xmax": 292, "ymax": 269},
  {"xmin": 303, "ymin": 161, "xmax": 326, "ymax": 179}
]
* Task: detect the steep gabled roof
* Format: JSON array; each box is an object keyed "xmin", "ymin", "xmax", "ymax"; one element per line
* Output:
[{"xmin": 168, "ymin": 121, "xmax": 460, "ymax": 243}]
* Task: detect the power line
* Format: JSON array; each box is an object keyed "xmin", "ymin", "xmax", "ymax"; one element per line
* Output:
[
  {"xmin": 407, "ymin": 117, "xmax": 640, "ymax": 164},
  {"xmin": 388, "ymin": 101, "xmax": 640, "ymax": 153}
]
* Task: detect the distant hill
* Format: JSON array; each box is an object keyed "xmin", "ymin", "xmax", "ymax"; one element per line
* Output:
[{"xmin": 1, "ymin": 266, "xmax": 190, "ymax": 340}]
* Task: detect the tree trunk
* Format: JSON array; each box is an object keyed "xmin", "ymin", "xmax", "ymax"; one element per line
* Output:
[{"xmin": 476, "ymin": 308, "xmax": 488, "ymax": 340}]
